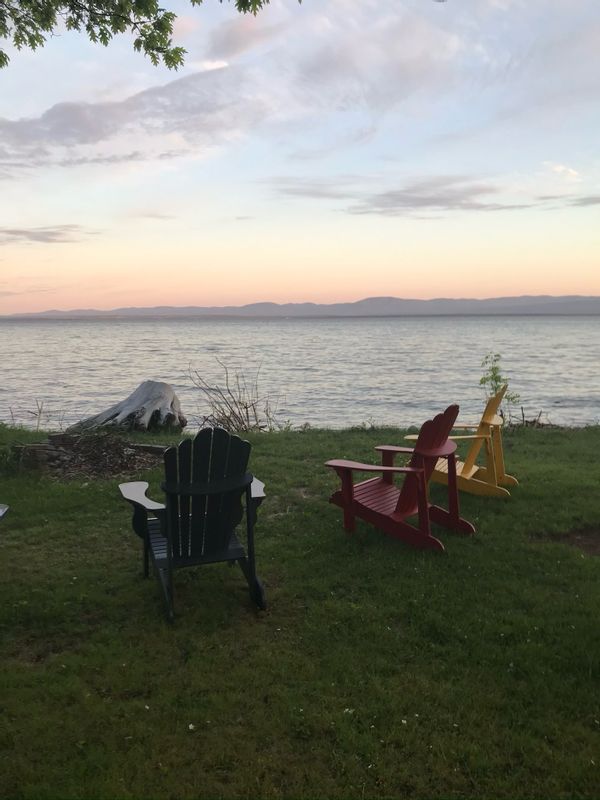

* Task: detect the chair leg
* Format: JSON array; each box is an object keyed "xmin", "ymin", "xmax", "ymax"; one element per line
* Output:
[
  {"xmin": 416, "ymin": 470, "xmax": 431, "ymax": 537},
  {"xmin": 492, "ymin": 427, "xmax": 506, "ymax": 482},
  {"xmin": 429, "ymin": 505, "xmax": 476, "ymax": 535},
  {"xmin": 340, "ymin": 471, "xmax": 356, "ymax": 532},
  {"xmin": 251, "ymin": 577, "xmax": 267, "ymax": 610},
  {"xmin": 429, "ymin": 453, "xmax": 476, "ymax": 535},
  {"xmin": 238, "ymin": 557, "xmax": 267, "ymax": 610},
  {"xmin": 241, "ymin": 489, "xmax": 267, "ymax": 610},
  {"xmin": 155, "ymin": 563, "xmax": 175, "ymax": 623},
  {"xmin": 143, "ymin": 537, "xmax": 150, "ymax": 578},
  {"xmin": 152, "ymin": 558, "xmax": 175, "ymax": 622},
  {"xmin": 343, "ymin": 508, "xmax": 356, "ymax": 532}
]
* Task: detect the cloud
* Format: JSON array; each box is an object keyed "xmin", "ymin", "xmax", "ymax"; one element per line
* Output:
[
  {"xmin": 0, "ymin": 282, "xmax": 55, "ymax": 296},
  {"xmin": 0, "ymin": 225, "xmax": 96, "ymax": 244},
  {"xmin": 185, "ymin": 59, "xmax": 228, "ymax": 72},
  {"xmin": 349, "ymin": 177, "xmax": 531, "ymax": 215},
  {"xmin": 172, "ymin": 14, "xmax": 201, "ymax": 39},
  {"xmin": 126, "ymin": 210, "xmax": 176, "ymax": 220},
  {"xmin": 207, "ymin": 15, "xmax": 287, "ymax": 59},
  {"xmin": 536, "ymin": 193, "xmax": 600, "ymax": 209},
  {"xmin": 271, "ymin": 175, "xmax": 367, "ymax": 201},
  {"xmin": 2, "ymin": 0, "xmax": 599, "ymax": 195},
  {"xmin": 543, "ymin": 161, "xmax": 581, "ymax": 181},
  {"xmin": 272, "ymin": 174, "xmax": 531, "ymax": 215},
  {"xmin": 289, "ymin": 6, "xmax": 463, "ymax": 113},
  {"xmin": 12, "ymin": 1, "xmax": 459, "ymax": 176},
  {"xmin": 0, "ymin": 64, "xmax": 267, "ymax": 174},
  {"xmin": 274, "ymin": 172, "xmax": 600, "ymax": 216},
  {"xmin": 569, "ymin": 195, "xmax": 600, "ymax": 207},
  {"xmin": 483, "ymin": 14, "xmax": 600, "ymax": 124}
]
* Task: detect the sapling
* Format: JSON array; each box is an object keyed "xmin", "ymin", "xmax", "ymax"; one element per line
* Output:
[{"xmin": 479, "ymin": 352, "xmax": 520, "ymax": 418}]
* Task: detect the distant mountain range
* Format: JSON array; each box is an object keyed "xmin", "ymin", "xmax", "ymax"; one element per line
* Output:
[{"xmin": 4, "ymin": 295, "xmax": 600, "ymax": 318}]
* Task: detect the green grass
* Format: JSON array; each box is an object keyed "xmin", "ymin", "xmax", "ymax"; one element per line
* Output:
[{"xmin": 1, "ymin": 423, "xmax": 599, "ymax": 799}]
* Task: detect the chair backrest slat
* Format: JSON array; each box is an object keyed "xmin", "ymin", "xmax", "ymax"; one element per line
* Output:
[
  {"xmin": 396, "ymin": 405, "xmax": 459, "ymax": 515},
  {"xmin": 204, "ymin": 427, "xmax": 231, "ymax": 551},
  {"xmin": 190, "ymin": 428, "xmax": 212, "ymax": 556},
  {"xmin": 164, "ymin": 445, "xmax": 180, "ymax": 552},
  {"xmin": 177, "ymin": 438, "xmax": 192, "ymax": 558}
]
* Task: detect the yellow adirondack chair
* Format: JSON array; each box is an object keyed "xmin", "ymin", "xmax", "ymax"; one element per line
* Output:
[{"xmin": 406, "ymin": 386, "xmax": 518, "ymax": 498}]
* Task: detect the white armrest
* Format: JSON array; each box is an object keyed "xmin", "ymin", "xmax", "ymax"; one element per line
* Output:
[
  {"xmin": 251, "ymin": 478, "xmax": 266, "ymax": 500},
  {"xmin": 118, "ymin": 481, "xmax": 165, "ymax": 512}
]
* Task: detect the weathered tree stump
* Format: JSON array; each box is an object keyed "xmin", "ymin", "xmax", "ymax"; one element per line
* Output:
[{"xmin": 67, "ymin": 380, "xmax": 187, "ymax": 432}]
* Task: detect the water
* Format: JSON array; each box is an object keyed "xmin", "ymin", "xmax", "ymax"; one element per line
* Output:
[{"xmin": 1, "ymin": 316, "xmax": 598, "ymax": 429}]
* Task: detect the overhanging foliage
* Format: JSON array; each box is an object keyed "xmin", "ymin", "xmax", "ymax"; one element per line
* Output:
[{"xmin": 0, "ymin": 0, "xmax": 293, "ymax": 68}]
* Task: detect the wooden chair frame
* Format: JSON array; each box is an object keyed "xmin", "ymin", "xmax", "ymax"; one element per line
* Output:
[
  {"xmin": 120, "ymin": 428, "xmax": 266, "ymax": 622},
  {"xmin": 408, "ymin": 386, "xmax": 518, "ymax": 498},
  {"xmin": 326, "ymin": 406, "xmax": 475, "ymax": 552}
]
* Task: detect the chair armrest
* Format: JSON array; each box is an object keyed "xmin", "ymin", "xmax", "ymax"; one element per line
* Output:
[
  {"xmin": 251, "ymin": 478, "xmax": 266, "ymax": 500},
  {"xmin": 119, "ymin": 481, "xmax": 165, "ymax": 512},
  {"xmin": 375, "ymin": 445, "xmax": 415, "ymax": 454},
  {"xmin": 448, "ymin": 434, "xmax": 490, "ymax": 441},
  {"xmin": 389, "ymin": 441, "xmax": 457, "ymax": 457},
  {"xmin": 326, "ymin": 459, "xmax": 423, "ymax": 475},
  {"xmin": 407, "ymin": 425, "xmax": 479, "ymax": 441}
]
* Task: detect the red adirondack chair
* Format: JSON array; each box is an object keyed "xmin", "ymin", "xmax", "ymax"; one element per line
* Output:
[{"xmin": 325, "ymin": 405, "xmax": 475, "ymax": 552}]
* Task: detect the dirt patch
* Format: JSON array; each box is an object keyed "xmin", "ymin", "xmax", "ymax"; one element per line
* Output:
[
  {"xmin": 536, "ymin": 527, "xmax": 600, "ymax": 556},
  {"xmin": 14, "ymin": 432, "xmax": 164, "ymax": 480}
]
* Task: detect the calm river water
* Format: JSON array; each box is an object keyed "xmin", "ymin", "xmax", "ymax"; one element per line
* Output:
[{"xmin": 1, "ymin": 316, "xmax": 598, "ymax": 429}]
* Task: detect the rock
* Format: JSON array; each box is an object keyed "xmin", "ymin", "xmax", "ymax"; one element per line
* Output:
[{"xmin": 67, "ymin": 380, "xmax": 187, "ymax": 433}]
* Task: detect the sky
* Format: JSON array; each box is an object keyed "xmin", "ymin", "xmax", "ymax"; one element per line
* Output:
[{"xmin": 0, "ymin": 0, "xmax": 599, "ymax": 314}]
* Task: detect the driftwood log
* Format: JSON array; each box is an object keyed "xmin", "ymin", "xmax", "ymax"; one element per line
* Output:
[{"xmin": 67, "ymin": 380, "xmax": 187, "ymax": 432}]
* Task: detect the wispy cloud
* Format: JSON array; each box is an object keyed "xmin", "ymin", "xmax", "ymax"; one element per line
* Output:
[
  {"xmin": 3, "ymin": 2, "xmax": 596, "ymax": 185},
  {"xmin": 0, "ymin": 285, "xmax": 54, "ymax": 296},
  {"xmin": 289, "ymin": 6, "xmax": 463, "ymax": 114},
  {"xmin": 0, "ymin": 225, "xmax": 96, "ymax": 244},
  {"xmin": 272, "ymin": 174, "xmax": 532, "ymax": 215},
  {"xmin": 0, "ymin": 65, "xmax": 267, "ymax": 174},
  {"xmin": 543, "ymin": 161, "xmax": 581, "ymax": 181},
  {"xmin": 271, "ymin": 175, "xmax": 368, "ymax": 201},
  {"xmin": 0, "ymin": 5, "xmax": 473, "ymax": 179},
  {"xmin": 207, "ymin": 15, "xmax": 287, "ymax": 59},
  {"xmin": 569, "ymin": 195, "xmax": 600, "ymax": 207},
  {"xmin": 125, "ymin": 209, "xmax": 176, "ymax": 220},
  {"xmin": 349, "ymin": 177, "xmax": 531, "ymax": 215}
]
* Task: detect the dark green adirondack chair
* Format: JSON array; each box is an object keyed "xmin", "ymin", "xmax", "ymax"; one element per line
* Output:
[{"xmin": 119, "ymin": 428, "xmax": 266, "ymax": 622}]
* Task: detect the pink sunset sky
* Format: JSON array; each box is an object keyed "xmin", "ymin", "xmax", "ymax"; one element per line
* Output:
[{"xmin": 1, "ymin": 0, "xmax": 599, "ymax": 314}]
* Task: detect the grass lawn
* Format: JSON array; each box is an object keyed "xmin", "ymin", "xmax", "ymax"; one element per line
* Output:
[{"xmin": 0, "ymin": 423, "xmax": 599, "ymax": 799}]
